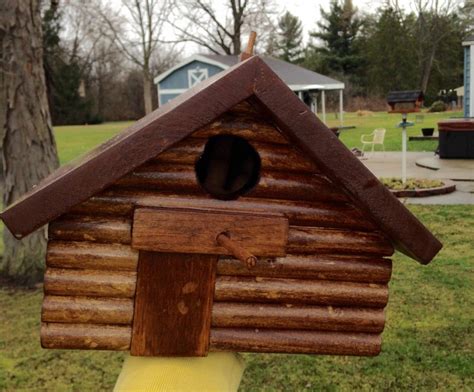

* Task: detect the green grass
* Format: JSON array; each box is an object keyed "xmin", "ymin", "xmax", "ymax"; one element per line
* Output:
[
  {"xmin": 55, "ymin": 121, "xmax": 133, "ymax": 164},
  {"xmin": 1, "ymin": 205, "xmax": 473, "ymax": 391},
  {"xmin": 0, "ymin": 113, "xmax": 471, "ymax": 390},
  {"xmin": 326, "ymin": 110, "xmax": 462, "ymax": 152}
]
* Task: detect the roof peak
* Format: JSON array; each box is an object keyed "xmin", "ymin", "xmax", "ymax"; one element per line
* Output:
[{"xmin": 1, "ymin": 56, "xmax": 441, "ymax": 264}]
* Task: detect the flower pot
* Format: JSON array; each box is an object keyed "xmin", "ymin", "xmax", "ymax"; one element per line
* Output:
[{"xmin": 421, "ymin": 128, "xmax": 434, "ymax": 136}]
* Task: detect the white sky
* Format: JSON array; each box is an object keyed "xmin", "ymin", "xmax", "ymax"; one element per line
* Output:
[
  {"xmin": 108, "ymin": 0, "xmax": 458, "ymax": 55},
  {"xmin": 278, "ymin": 0, "xmax": 416, "ymax": 41}
]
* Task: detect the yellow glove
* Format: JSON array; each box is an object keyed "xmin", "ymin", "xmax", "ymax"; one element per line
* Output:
[{"xmin": 113, "ymin": 352, "xmax": 245, "ymax": 392}]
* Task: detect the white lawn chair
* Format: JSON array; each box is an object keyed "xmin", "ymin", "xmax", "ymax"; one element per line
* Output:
[{"xmin": 361, "ymin": 128, "xmax": 386, "ymax": 155}]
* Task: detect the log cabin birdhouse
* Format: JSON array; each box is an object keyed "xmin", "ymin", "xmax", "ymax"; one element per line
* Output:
[
  {"xmin": 387, "ymin": 90, "xmax": 424, "ymax": 113},
  {"xmin": 1, "ymin": 56, "xmax": 441, "ymax": 358}
]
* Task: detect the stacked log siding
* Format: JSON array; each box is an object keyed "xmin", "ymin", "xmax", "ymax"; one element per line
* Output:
[{"xmin": 42, "ymin": 102, "xmax": 394, "ymax": 355}]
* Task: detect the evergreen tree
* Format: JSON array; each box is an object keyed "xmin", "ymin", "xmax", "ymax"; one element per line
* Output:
[
  {"xmin": 274, "ymin": 11, "xmax": 304, "ymax": 63},
  {"xmin": 42, "ymin": 2, "xmax": 92, "ymax": 125},
  {"xmin": 362, "ymin": 7, "xmax": 418, "ymax": 95},
  {"xmin": 308, "ymin": 0, "xmax": 363, "ymax": 75}
]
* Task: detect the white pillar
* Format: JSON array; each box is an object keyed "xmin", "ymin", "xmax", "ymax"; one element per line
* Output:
[
  {"xmin": 298, "ymin": 91, "xmax": 303, "ymax": 101},
  {"xmin": 401, "ymin": 115, "xmax": 407, "ymax": 184},
  {"xmin": 339, "ymin": 89, "xmax": 344, "ymax": 126},
  {"xmin": 321, "ymin": 90, "xmax": 326, "ymax": 124}
]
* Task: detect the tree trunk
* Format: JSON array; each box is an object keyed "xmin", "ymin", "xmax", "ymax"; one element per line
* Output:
[
  {"xmin": 420, "ymin": 45, "xmax": 436, "ymax": 94},
  {"xmin": 143, "ymin": 70, "xmax": 153, "ymax": 115},
  {"xmin": 0, "ymin": 0, "xmax": 59, "ymax": 285}
]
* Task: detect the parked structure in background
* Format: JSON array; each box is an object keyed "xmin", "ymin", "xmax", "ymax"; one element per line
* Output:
[
  {"xmin": 463, "ymin": 35, "xmax": 474, "ymax": 117},
  {"xmin": 454, "ymin": 86, "xmax": 464, "ymax": 109},
  {"xmin": 154, "ymin": 55, "xmax": 345, "ymax": 125}
]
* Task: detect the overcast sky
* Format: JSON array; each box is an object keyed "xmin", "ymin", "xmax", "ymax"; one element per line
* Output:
[
  {"xmin": 276, "ymin": 0, "xmax": 416, "ymax": 41},
  {"xmin": 108, "ymin": 0, "xmax": 460, "ymax": 55}
]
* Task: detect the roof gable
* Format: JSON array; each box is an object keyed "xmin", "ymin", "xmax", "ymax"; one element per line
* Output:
[{"xmin": 0, "ymin": 56, "xmax": 441, "ymax": 264}]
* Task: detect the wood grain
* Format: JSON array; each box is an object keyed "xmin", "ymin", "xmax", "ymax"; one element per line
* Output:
[
  {"xmin": 44, "ymin": 268, "xmax": 136, "ymax": 298},
  {"xmin": 193, "ymin": 119, "xmax": 289, "ymax": 145},
  {"xmin": 217, "ymin": 255, "xmax": 392, "ymax": 283},
  {"xmin": 212, "ymin": 303, "xmax": 385, "ymax": 333},
  {"xmin": 49, "ymin": 216, "xmax": 131, "ymax": 244},
  {"xmin": 154, "ymin": 138, "xmax": 318, "ymax": 173},
  {"xmin": 132, "ymin": 207, "xmax": 288, "ymax": 256},
  {"xmin": 115, "ymin": 164, "xmax": 348, "ymax": 203},
  {"xmin": 131, "ymin": 252, "xmax": 217, "ymax": 356},
  {"xmin": 42, "ymin": 295, "xmax": 134, "ymax": 325},
  {"xmin": 80, "ymin": 190, "xmax": 376, "ymax": 231},
  {"xmin": 214, "ymin": 276, "xmax": 388, "ymax": 307},
  {"xmin": 41, "ymin": 322, "xmax": 131, "ymax": 350},
  {"xmin": 46, "ymin": 241, "xmax": 138, "ymax": 271},
  {"xmin": 210, "ymin": 329, "xmax": 381, "ymax": 356},
  {"xmin": 288, "ymin": 227, "xmax": 394, "ymax": 256}
]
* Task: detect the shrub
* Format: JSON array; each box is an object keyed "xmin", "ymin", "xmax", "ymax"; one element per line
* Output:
[{"xmin": 428, "ymin": 100, "xmax": 446, "ymax": 112}]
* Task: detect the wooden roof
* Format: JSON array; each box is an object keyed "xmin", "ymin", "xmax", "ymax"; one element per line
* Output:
[
  {"xmin": 386, "ymin": 90, "xmax": 423, "ymax": 104},
  {"xmin": 0, "ymin": 56, "xmax": 441, "ymax": 264}
]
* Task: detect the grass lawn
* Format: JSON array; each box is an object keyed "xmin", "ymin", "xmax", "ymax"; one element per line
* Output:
[
  {"xmin": 0, "ymin": 112, "xmax": 472, "ymax": 390},
  {"xmin": 1, "ymin": 205, "xmax": 473, "ymax": 391},
  {"xmin": 326, "ymin": 110, "xmax": 462, "ymax": 152}
]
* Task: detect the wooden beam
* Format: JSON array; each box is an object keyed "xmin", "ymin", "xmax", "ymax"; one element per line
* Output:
[
  {"xmin": 131, "ymin": 252, "xmax": 217, "ymax": 356},
  {"xmin": 132, "ymin": 207, "xmax": 288, "ymax": 257}
]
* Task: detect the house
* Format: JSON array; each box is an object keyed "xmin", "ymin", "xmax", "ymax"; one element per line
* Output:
[
  {"xmin": 454, "ymin": 86, "xmax": 464, "ymax": 109},
  {"xmin": 155, "ymin": 54, "xmax": 345, "ymax": 125},
  {"xmin": 0, "ymin": 55, "xmax": 441, "ymax": 358},
  {"xmin": 463, "ymin": 35, "xmax": 474, "ymax": 117}
]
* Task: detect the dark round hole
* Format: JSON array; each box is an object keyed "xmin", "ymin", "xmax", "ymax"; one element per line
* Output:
[{"xmin": 195, "ymin": 135, "xmax": 261, "ymax": 200}]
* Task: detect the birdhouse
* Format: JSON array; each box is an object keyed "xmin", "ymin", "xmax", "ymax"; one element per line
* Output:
[
  {"xmin": 1, "ymin": 56, "xmax": 441, "ymax": 358},
  {"xmin": 387, "ymin": 90, "xmax": 424, "ymax": 113}
]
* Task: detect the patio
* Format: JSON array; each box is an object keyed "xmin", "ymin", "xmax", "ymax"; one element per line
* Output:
[{"xmin": 360, "ymin": 152, "xmax": 474, "ymax": 204}]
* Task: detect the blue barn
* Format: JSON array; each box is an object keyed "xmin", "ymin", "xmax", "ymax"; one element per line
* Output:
[
  {"xmin": 154, "ymin": 54, "xmax": 345, "ymax": 125},
  {"xmin": 463, "ymin": 35, "xmax": 474, "ymax": 118}
]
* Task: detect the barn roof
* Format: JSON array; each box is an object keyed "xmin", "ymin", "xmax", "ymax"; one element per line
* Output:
[
  {"xmin": 0, "ymin": 56, "xmax": 441, "ymax": 264},
  {"xmin": 154, "ymin": 54, "xmax": 344, "ymax": 91}
]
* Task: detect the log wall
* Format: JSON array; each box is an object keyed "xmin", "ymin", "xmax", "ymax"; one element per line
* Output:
[{"xmin": 43, "ymin": 101, "xmax": 394, "ymax": 356}]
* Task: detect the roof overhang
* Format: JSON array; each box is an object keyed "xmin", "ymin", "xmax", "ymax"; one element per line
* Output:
[
  {"xmin": 462, "ymin": 40, "xmax": 474, "ymax": 46},
  {"xmin": 289, "ymin": 83, "xmax": 345, "ymax": 91},
  {"xmin": 1, "ymin": 56, "xmax": 441, "ymax": 265}
]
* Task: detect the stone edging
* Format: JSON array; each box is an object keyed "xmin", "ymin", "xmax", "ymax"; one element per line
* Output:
[{"xmin": 389, "ymin": 179, "xmax": 456, "ymax": 198}]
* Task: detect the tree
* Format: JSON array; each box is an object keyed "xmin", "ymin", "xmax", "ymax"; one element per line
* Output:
[
  {"xmin": 0, "ymin": 0, "xmax": 59, "ymax": 284},
  {"xmin": 99, "ymin": 0, "xmax": 177, "ymax": 114},
  {"xmin": 172, "ymin": 0, "xmax": 276, "ymax": 55},
  {"xmin": 274, "ymin": 11, "xmax": 304, "ymax": 63},
  {"xmin": 413, "ymin": 0, "xmax": 464, "ymax": 94},
  {"xmin": 42, "ymin": 0, "xmax": 94, "ymax": 125},
  {"xmin": 309, "ymin": 0, "xmax": 363, "ymax": 75},
  {"xmin": 361, "ymin": 6, "xmax": 418, "ymax": 95}
]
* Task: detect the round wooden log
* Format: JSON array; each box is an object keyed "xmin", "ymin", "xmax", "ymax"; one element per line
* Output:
[
  {"xmin": 41, "ymin": 322, "xmax": 131, "ymax": 350},
  {"xmin": 154, "ymin": 138, "xmax": 318, "ymax": 173},
  {"xmin": 217, "ymin": 255, "xmax": 392, "ymax": 283},
  {"xmin": 212, "ymin": 303, "xmax": 385, "ymax": 333},
  {"xmin": 216, "ymin": 233, "xmax": 257, "ymax": 268},
  {"xmin": 210, "ymin": 329, "xmax": 381, "ymax": 356},
  {"xmin": 44, "ymin": 268, "xmax": 137, "ymax": 298},
  {"xmin": 115, "ymin": 164, "xmax": 347, "ymax": 204},
  {"xmin": 214, "ymin": 276, "xmax": 388, "ymax": 307},
  {"xmin": 288, "ymin": 226, "xmax": 394, "ymax": 256},
  {"xmin": 49, "ymin": 216, "xmax": 131, "ymax": 244},
  {"xmin": 82, "ymin": 190, "xmax": 376, "ymax": 231},
  {"xmin": 193, "ymin": 119, "xmax": 289, "ymax": 145},
  {"xmin": 47, "ymin": 241, "xmax": 138, "ymax": 271},
  {"xmin": 42, "ymin": 295, "xmax": 134, "ymax": 325},
  {"xmin": 69, "ymin": 196, "xmax": 133, "ymax": 217}
]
